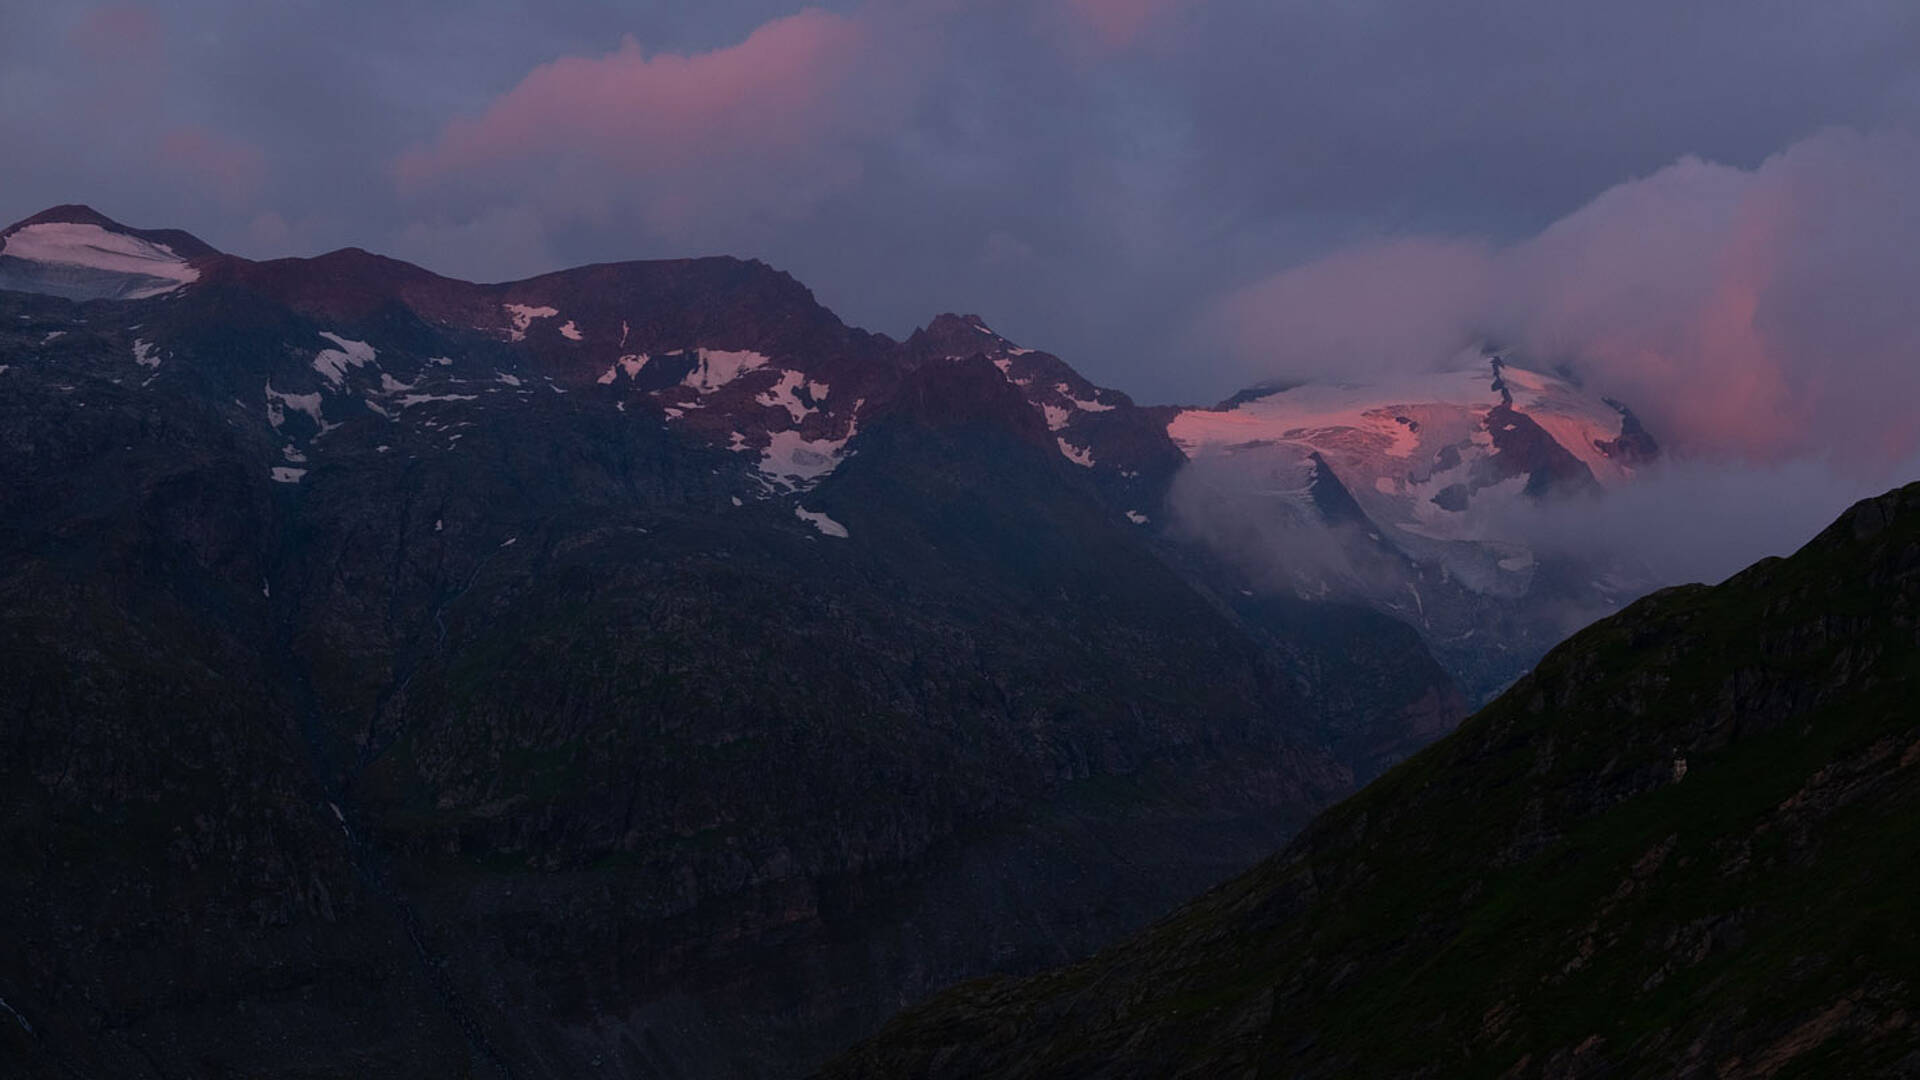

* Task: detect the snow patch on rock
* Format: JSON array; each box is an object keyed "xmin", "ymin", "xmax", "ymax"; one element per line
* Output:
[
  {"xmin": 761, "ymin": 430, "xmax": 847, "ymax": 485},
  {"xmin": 396, "ymin": 392, "xmax": 478, "ymax": 408},
  {"xmin": 795, "ymin": 506, "xmax": 849, "ymax": 538},
  {"xmin": 264, "ymin": 381, "xmax": 323, "ymax": 432},
  {"xmin": 756, "ymin": 399, "xmax": 863, "ymax": 489},
  {"xmin": 502, "ymin": 304, "xmax": 559, "ymax": 341},
  {"xmin": 597, "ymin": 353, "xmax": 650, "ymax": 384},
  {"xmin": 683, "ymin": 349, "xmax": 769, "ymax": 393},
  {"xmin": 312, "ymin": 333, "xmax": 376, "ymax": 388},
  {"xmin": 756, "ymin": 369, "xmax": 827, "ymax": 423}
]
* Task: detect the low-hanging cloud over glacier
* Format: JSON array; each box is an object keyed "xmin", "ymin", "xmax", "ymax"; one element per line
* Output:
[
  {"xmin": 1489, "ymin": 453, "xmax": 1920, "ymax": 588},
  {"xmin": 1207, "ymin": 127, "xmax": 1920, "ymax": 472},
  {"xmin": 1188, "ymin": 126, "xmax": 1920, "ymax": 600}
]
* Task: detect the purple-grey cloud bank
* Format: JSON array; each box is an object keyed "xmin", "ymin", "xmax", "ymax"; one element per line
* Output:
[{"xmin": 3, "ymin": 1, "xmax": 1917, "ymax": 445}]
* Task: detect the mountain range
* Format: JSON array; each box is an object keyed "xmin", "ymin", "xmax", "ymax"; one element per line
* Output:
[
  {"xmin": 0, "ymin": 206, "xmax": 1452, "ymax": 1077},
  {"xmin": 3, "ymin": 206, "xmax": 1688, "ymax": 1077}
]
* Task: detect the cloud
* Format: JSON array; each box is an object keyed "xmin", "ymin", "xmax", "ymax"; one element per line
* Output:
[
  {"xmin": 1205, "ymin": 128, "xmax": 1920, "ymax": 470},
  {"xmin": 63, "ymin": 4, "xmax": 171, "ymax": 121},
  {"xmin": 1166, "ymin": 446, "xmax": 1376, "ymax": 594},
  {"xmin": 1504, "ymin": 129, "xmax": 1920, "ymax": 467},
  {"xmin": 1489, "ymin": 454, "xmax": 1920, "ymax": 588},
  {"xmin": 1052, "ymin": 0, "xmax": 1198, "ymax": 54},
  {"xmin": 4, "ymin": 0, "xmax": 1914, "ymax": 409},
  {"xmin": 1205, "ymin": 237, "xmax": 1493, "ymax": 390},
  {"xmin": 158, "ymin": 125, "xmax": 267, "ymax": 203},
  {"xmin": 396, "ymin": 8, "xmax": 919, "ymax": 236}
]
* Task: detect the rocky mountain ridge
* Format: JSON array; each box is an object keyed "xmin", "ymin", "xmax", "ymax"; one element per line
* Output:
[
  {"xmin": 1, "ymin": 204, "xmax": 1659, "ymax": 706},
  {"xmin": 824, "ymin": 480, "xmax": 1920, "ymax": 1078},
  {"xmin": 0, "ymin": 206, "xmax": 1458, "ymax": 1078}
]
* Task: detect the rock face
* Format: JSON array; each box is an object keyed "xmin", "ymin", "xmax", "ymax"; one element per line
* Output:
[
  {"xmin": 1168, "ymin": 355, "xmax": 1664, "ymax": 701},
  {"xmin": 823, "ymin": 482, "xmax": 1920, "ymax": 1079},
  {"xmin": 0, "ymin": 208, "xmax": 1463, "ymax": 1078}
]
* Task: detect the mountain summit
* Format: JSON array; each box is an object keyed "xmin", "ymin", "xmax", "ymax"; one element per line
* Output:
[
  {"xmin": 0, "ymin": 205, "xmax": 217, "ymax": 301},
  {"xmin": 1171, "ymin": 353, "xmax": 1664, "ymax": 699},
  {"xmin": 0, "ymin": 203, "xmax": 1665, "ymax": 702}
]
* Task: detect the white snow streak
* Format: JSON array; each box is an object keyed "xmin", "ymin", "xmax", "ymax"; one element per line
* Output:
[
  {"xmin": 1056, "ymin": 437, "xmax": 1095, "ymax": 467},
  {"xmin": 795, "ymin": 506, "xmax": 849, "ymax": 538},
  {"xmin": 396, "ymin": 392, "xmax": 478, "ymax": 408}
]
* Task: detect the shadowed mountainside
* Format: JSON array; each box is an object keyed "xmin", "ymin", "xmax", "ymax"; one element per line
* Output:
[
  {"xmin": 825, "ymin": 481, "xmax": 1920, "ymax": 1079},
  {"xmin": 0, "ymin": 207, "xmax": 1461, "ymax": 1078}
]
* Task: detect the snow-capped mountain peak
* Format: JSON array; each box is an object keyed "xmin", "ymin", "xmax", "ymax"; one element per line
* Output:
[
  {"xmin": 1170, "ymin": 352, "xmax": 1656, "ymax": 505},
  {"xmin": 0, "ymin": 205, "xmax": 1652, "ymax": 703},
  {"xmin": 1166, "ymin": 352, "xmax": 1662, "ymax": 700},
  {"xmin": 0, "ymin": 206, "xmax": 215, "ymax": 301}
]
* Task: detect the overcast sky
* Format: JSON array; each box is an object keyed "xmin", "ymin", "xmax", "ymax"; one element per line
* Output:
[{"xmin": 4, "ymin": 1, "xmax": 1918, "ymax": 411}]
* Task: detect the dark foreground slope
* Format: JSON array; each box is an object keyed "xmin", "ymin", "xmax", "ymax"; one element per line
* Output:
[
  {"xmin": 0, "ymin": 208, "xmax": 1458, "ymax": 1078},
  {"xmin": 825, "ymin": 481, "xmax": 1920, "ymax": 1079}
]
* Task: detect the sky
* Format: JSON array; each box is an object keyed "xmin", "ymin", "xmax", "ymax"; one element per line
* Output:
[{"xmin": 4, "ymin": 0, "xmax": 1918, "ymax": 439}]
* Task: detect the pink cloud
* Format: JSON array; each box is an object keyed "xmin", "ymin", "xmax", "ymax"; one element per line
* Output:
[
  {"xmin": 66, "ymin": 4, "xmax": 169, "ymax": 120},
  {"xmin": 1205, "ymin": 129, "xmax": 1920, "ymax": 470},
  {"xmin": 1501, "ymin": 129, "xmax": 1920, "ymax": 465},
  {"xmin": 158, "ymin": 125, "xmax": 268, "ymax": 203},
  {"xmin": 1055, "ymin": 0, "xmax": 1198, "ymax": 54},
  {"xmin": 397, "ymin": 9, "xmax": 916, "ymax": 234}
]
